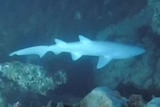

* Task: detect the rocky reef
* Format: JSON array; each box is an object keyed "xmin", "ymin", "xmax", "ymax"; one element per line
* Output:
[
  {"xmin": 0, "ymin": 61, "xmax": 67, "ymax": 95},
  {"xmin": 10, "ymin": 86, "xmax": 160, "ymax": 107},
  {"xmin": 95, "ymin": 0, "xmax": 160, "ymax": 96},
  {"xmin": 0, "ymin": 0, "xmax": 160, "ymax": 107}
]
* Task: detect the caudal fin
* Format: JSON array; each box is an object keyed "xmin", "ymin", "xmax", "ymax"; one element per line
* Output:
[{"xmin": 9, "ymin": 46, "xmax": 49, "ymax": 58}]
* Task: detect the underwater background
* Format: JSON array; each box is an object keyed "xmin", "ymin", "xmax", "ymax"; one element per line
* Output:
[{"xmin": 0, "ymin": 0, "xmax": 160, "ymax": 107}]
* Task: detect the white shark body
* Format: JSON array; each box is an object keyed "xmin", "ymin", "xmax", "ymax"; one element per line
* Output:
[{"xmin": 10, "ymin": 35, "xmax": 145, "ymax": 69}]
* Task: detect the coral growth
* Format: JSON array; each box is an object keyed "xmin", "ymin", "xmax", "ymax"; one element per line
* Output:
[{"xmin": 0, "ymin": 61, "xmax": 67, "ymax": 95}]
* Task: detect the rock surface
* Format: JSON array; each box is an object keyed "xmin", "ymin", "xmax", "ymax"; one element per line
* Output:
[
  {"xmin": 79, "ymin": 87, "xmax": 127, "ymax": 107},
  {"xmin": 147, "ymin": 97, "xmax": 160, "ymax": 107},
  {"xmin": 95, "ymin": 0, "xmax": 160, "ymax": 94},
  {"xmin": 0, "ymin": 61, "xmax": 67, "ymax": 95}
]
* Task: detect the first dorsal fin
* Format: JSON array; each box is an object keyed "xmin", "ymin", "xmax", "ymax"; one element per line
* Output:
[
  {"xmin": 54, "ymin": 39, "xmax": 66, "ymax": 46},
  {"xmin": 79, "ymin": 35, "xmax": 92, "ymax": 43}
]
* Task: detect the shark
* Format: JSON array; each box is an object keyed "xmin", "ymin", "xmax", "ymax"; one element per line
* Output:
[{"xmin": 9, "ymin": 35, "xmax": 145, "ymax": 69}]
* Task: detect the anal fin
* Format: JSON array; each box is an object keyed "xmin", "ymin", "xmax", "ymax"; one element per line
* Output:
[{"xmin": 71, "ymin": 52, "xmax": 82, "ymax": 61}]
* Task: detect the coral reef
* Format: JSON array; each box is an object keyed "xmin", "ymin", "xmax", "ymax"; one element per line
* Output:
[{"xmin": 0, "ymin": 61, "xmax": 67, "ymax": 95}]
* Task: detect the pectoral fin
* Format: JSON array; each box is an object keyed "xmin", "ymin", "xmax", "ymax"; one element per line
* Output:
[
  {"xmin": 97, "ymin": 56, "xmax": 112, "ymax": 69},
  {"xmin": 71, "ymin": 52, "xmax": 82, "ymax": 61}
]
